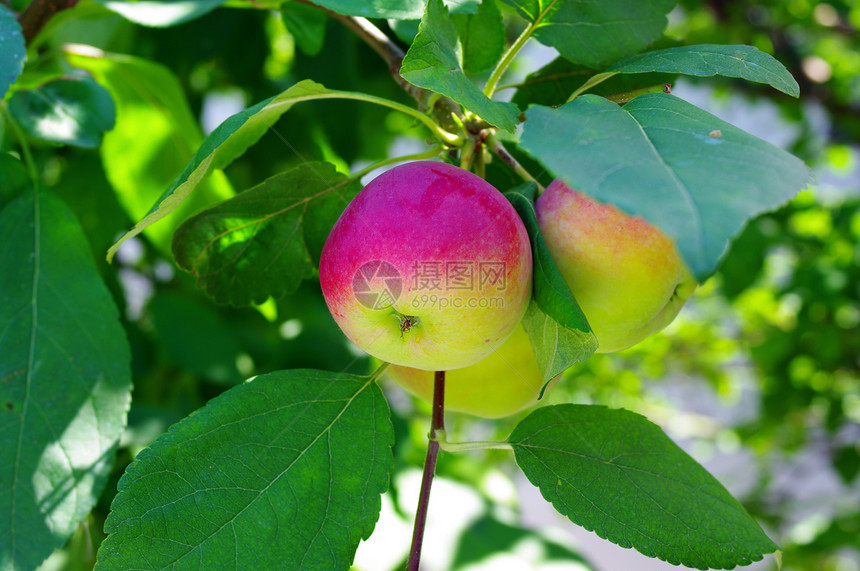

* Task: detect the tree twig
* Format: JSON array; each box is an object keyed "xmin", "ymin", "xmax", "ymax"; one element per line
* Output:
[
  {"xmin": 407, "ymin": 370, "xmax": 445, "ymax": 571},
  {"xmin": 296, "ymin": 0, "xmax": 428, "ymax": 103},
  {"xmin": 18, "ymin": 0, "xmax": 79, "ymax": 45},
  {"xmin": 485, "ymin": 132, "xmax": 544, "ymax": 193}
]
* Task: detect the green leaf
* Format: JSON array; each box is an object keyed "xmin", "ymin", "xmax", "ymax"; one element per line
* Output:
[
  {"xmin": 173, "ymin": 162, "xmax": 360, "ymax": 306},
  {"xmin": 93, "ymin": 0, "xmax": 227, "ymax": 27},
  {"xmin": 148, "ymin": 292, "xmax": 243, "ymax": 384},
  {"xmin": 509, "ymin": 405, "xmax": 779, "ymax": 569},
  {"xmin": 502, "ymin": 0, "xmax": 676, "ymax": 68},
  {"xmin": 0, "ymin": 188, "xmax": 132, "ymax": 571},
  {"xmin": 65, "ymin": 47, "xmax": 235, "ymax": 255},
  {"xmin": 511, "ymin": 57, "xmax": 596, "ymax": 108},
  {"xmin": 453, "ymin": 0, "xmax": 505, "ymax": 76},
  {"xmin": 518, "ymin": 94, "xmax": 811, "ymax": 280},
  {"xmin": 388, "ymin": 18, "xmax": 422, "ymax": 44},
  {"xmin": 95, "ymin": 78, "xmax": 383, "ymax": 262},
  {"xmin": 401, "ymin": 0, "xmax": 519, "ymax": 132},
  {"xmin": 8, "ymin": 78, "xmax": 116, "ymax": 148},
  {"xmin": 577, "ymin": 44, "xmax": 800, "ymax": 99},
  {"xmin": 95, "ymin": 369, "xmax": 394, "ymax": 570},
  {"xmin": 506, "ymin": 187, "xmax": 596, "ymax": 382},
  {"xmin": 511, "ymin": 55, "xmax": 676, "ymax": 108},
  {"xmin": 0, "ymin": 153, "xmax": 29, "ymax": 210},
  {"xmin": 282, "ymin": 1, "xmax": 329, "ymax": 56},
  {"xmin": 520, "ymin": 300, "xmax": 595, "ymax": 386},
  {"xmin": 307, "ymin": 0, "xmax": 477, "ymax": 19},
  {"xmin": 453, "ymin": 513, "xmax": 595, "ymax": 569},
  {"xmin": 0, "ymin": 5, "xmax": 26, "ymax": 98}
]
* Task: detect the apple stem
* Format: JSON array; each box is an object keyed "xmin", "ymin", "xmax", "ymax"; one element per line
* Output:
[
  {"xmin": 485, "ymin": 133, "xmax": 545, "ymax": 194},
  {"xmin": 407, "ymin": 370, "xmax": 446, "ymax": 571}
]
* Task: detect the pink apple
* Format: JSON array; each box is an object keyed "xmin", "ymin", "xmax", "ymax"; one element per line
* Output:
[
  {"xmin": 386, "ymin": 324, "xmax": 557, "ymax": 418},
  {"xmin": 536, "ymin": 180, "xmax": 697, "ymax": 353},
  {"xmin": 319, "ymin": 161, "xmax": 532, "ymax": 370}
]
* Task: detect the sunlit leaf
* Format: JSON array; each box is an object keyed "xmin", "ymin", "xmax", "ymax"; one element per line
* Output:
[
  {"xmin": 519, "ymin": 94, "xmax": 811, "ymax": 280},
  {"xmin": 64, "ymin": 46, "xmax": 235, "ymax": 255},
  {"xmin": 94, "ymin": 0, "xmax": 227, "ymax": 27},
  {"xmin": 0, "ymin": 188, "xmax": 131, "ymax": 571},
  {"xmin": 93, "ymin": 78, "xmax": 378, "ymax": 262},
  {"xmin": 8, "ymin": 78, "xmax": 115, "ymax": 148},
  {"xmin": 173, "ymin": 161, "xmax": 360, "ymax": 306},
  {"xmin": 96, "ymin": 370, "xmax": 393, "ymax": 570},
  {"xmin": 510, "ymin": 404, "xmax": 779, "ymax": 569}
]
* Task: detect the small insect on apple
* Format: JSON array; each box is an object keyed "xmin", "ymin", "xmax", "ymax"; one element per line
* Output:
[{"xmin": 398, "ymin": 314, "xmax": 420, "ymax": 339}]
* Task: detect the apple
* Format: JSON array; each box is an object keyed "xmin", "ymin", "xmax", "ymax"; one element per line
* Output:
[
  {"xmin": 385, "ymin": 324, "xmax": 555, "ymax": 418},
  {"xmin": 319, "ymin": 161, "xmax": 532, "ymax": 370},
  {"xmin": 535, "ymin": 179, "xmax": 696, "ymax": 353}
]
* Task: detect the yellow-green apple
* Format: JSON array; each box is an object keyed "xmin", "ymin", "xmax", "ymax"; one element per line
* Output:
[
  {"xmin": 319, "ymin": 161, "xmax": 532, "ymax": 370},
  {"xmin": 385, "ymin": 324, "xmax": 555, "ymax": 418},
  {"xmin": 535, "ymin": 179, "xmax": 697, "ymax": 353}
]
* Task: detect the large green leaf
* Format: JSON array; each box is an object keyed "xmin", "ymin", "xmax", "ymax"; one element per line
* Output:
[
  {"xmin": 307, "ymin": 0, "xmax": 477, "ymax": 19},
  {"xmin": 509, "ymin": 405, "xmax": 779, "ymax": 569},
  {"xmin": 502, "ymin": 0, "xmax": 676, "ymax": 69},
  {"xmin": 173, "ymin": 162, "xmax": 361, "ymax": 306},
  {"xmin": 93, "ymin": 78, "xmax": 400, "ymax": 262},
  {"xmin": 64, "ymin": 47, "xmax": 234, "ymax": 255},
  {"xmin": 575, "ymin": 44, "xmax": 800, "ymax": 99},
  {"xmin": 0, "ymin": 5, "xmax": 26, "ymax": 98},
  {"xmin": 401, "ymin": 0, "xmax": 519, "ymax": 132},
  {"xmin": 518, "ymin": 93, "xmax": 811, "ymax": 280},
  {"xmin": 0, "ymin": 188, "xmax": 132, "ymax": 571},
  {"xmin": 95, "ymin": 369, "xmax": 394, "ymax": 570},
  {"xmin": 94, "ymin": 0, "xmax": 227, "ymax": 26},
  {"xmin": 506, "ymin": 188, "xmax": 596, "ymax": 382},
  {"xmin": 8, "ymin": 78, "xmax": 116, "ymax": 148}
]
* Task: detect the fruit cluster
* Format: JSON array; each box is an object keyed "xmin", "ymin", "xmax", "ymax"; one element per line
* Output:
[{"xmin": 320, "ymin": 161, "xmax": 695, "ymax": 417}]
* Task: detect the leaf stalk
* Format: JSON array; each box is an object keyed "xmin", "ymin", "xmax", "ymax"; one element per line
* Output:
[
  {"xmin": 484, "ymin": 0, "xmax": 558, "ymax": 98},
  {"xmin": 286, "ymin": 91, "xmax": 462, "ymax": 147},
  {"xmin": 433, "ymin": 429, "xmax": 513, "ymax": 452},
  {"xmin": 485, "ymin": 132, "xmax": 544, "ymax": 194},
  {"xmin": 350, "ymin": 145, "xmax": 445, "ymax": 182}
]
